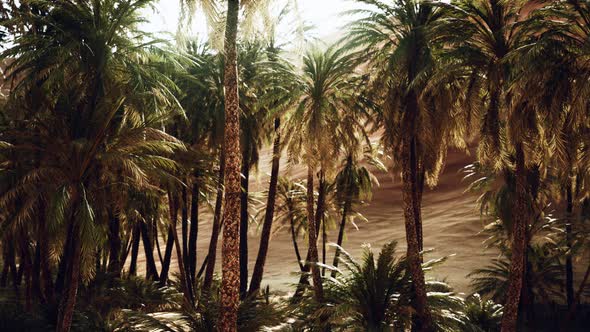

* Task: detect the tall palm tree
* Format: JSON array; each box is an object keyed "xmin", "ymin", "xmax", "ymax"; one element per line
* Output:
[
  {"xmin": 286, "ymin": 43, "xmax": 363, "ymax": 303},
  {"xmin": 347, "ymin": 1, "xmax": 471, "ymax": 329},
  {"xmin": 437, "ymin": 1, "xmax": 541, "ymax": 329}
]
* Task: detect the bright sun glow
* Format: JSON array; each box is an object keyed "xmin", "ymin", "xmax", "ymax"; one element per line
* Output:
[{"xmin": 144, "ymin": 0, "xmax": 369, "ymax": 41}]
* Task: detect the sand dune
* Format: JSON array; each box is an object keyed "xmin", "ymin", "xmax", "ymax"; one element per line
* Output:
[{"xmin": 135, "ymin": 146, "xmax": 498, "ymax": 295}]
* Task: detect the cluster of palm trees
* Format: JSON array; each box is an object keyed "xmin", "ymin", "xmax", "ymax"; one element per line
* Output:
[{"xmin": 1, "ymin": 0, "xmax": 590, "ymax": 331}]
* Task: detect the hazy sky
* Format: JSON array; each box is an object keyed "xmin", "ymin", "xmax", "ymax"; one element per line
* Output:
[{"xmin": 144, "ymin": 0, "xmax": 368, "ymax": 40}]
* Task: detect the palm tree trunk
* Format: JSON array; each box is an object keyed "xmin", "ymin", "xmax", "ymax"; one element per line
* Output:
[
  {"xmin": 501, "ymin": 142, "xmax": 529, "ymax": 332},
  {"xmin": 331, "ymin": 196, "xmax": 350, "ymax": 278},
  {"xmin": 239, "ymin": 149, "xmax": 250, "ymax": 299},
  {"xmin": 249, "ymin": 118, "xmax": 281, "ymax": 296},
  {"xmin": 18, "ymin": 229, "xmax": 33, "ymax": 311},
  {"xmin": 291, "ymin": 212, "xmax": 304, "ymax": 271},
  {"xmin": 292, "ymin": 169, "xmax": 326, "ymax": 301},
  {"xmin": 321, "ymin": 215, "xmax": 327, "ymax": 277},
  {"xmin": 306, "ymin": 166, "xmax": 323, "ymax": 302},
  {"xmin": 56, "ymin": 203, "xmax": 82, "ymax": 332},
  {"xmin": 129, "ymin": 223, "xmax": 141, "ymax": 276},
  {"xmin": 107, "ymin": 209, "xmax": 122, "ymax": 277},
  {"xmin": 563, "ymin": 258, "xmax": 590, "ymax": 331},
  {"xmin": 171, "ymin": 200, "xmax": 193, "ymax": 304},
  {"xmin": 38, "ymin": 200, "xmax": 54, "ymax": 303},
  {"xmin": 139, "ymin": 219, "xmax": 159, "ymax": 281},
  {"xmin": 181, "ymin": 184, "xmax": 189, "ymax": 281},
  {"xmin": 203, "ymin": 149, "xmax": 225, "ymax": 292},
  {"xmin": 402, "ymin": 133, "xmax": 434, "ymax": 332},
  {"xmin": 158, "ymin": 193, "xmax": 178, "ymax": 287},
  {"xmin": 219, "ymin": 0, "xmax": 242, "ymax": 330},
  {"xmin": 565, "ymin": 179, "xmax": 574, "ymax": 309},
  {"xmin": 188, "ymin": 174, "xmax": 199, "ymax": 284}
]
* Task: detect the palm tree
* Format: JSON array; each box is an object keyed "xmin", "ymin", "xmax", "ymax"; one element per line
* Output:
[
  {"xmin": 437, "ymin": 1, "xmax": 544, "ymax": 329},
  {"xmin": 331, "ymin": 147, "xmax": 383, "ymax": 277},
  {"xmin": 347, "ymin": 1, "xmax": 471, "ymax": 329},
  {"xmin": 286, "ymin": 43, "xmax": 364, "ymax": 303},
  {"xmin": 0, "ymin": 1, "xmax": 184, "ymax": 330}
]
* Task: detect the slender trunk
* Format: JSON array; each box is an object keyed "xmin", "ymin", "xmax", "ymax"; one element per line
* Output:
[
  {"xmin": 331, "ymin": 198, "xmax": 350, "ymax": 278},
  {"xmin": 129, "ymin": 223, "xmax": 141, "ymax": 276},
  {"xmin": 292, "ymin": 170, "xmax": 326, "ymax": 301},
  {"xmin": 158, "ymin": 193, "xmax": 177, "ymax": 287},
  {"xmin": 203, "ymin": 149, "xmax": 225, "ymax": 292},
  {"xmin": 562, "ymin": 258, "xmax": 590, "ymax": 331},
  {"xmin": 306, "ymin": 166, "xmax": 323, "ymax": 302},
  {"xmin": 33, "ymin": 237, "xmax": 42, "ymax": 301},
  {"xmin": 321, "ymin": 215, "xmax": 326, "ymax": 277},
  {"xmin": 219, "ymin": 0, "xmax": 241, "ymax": 330},
  {"xmin": 291, "ymin": 213, "xmax": 304, "ymax": 271},
  {"xmin": 56, "ymin": 200, "xmax": 82, "ymax": 332},
  {"xmin": 38, "ymin": 200, "xmax": 54, "ymax": 303},
  {"xmin": 139, "ymin": 220, "xmax": 159, "ymax": 281},
  {"xmin": 239, "ymin": 152, "xmax": 250, "ymax": 299},
  {"xmin": 188, "ymin": 175, "xmax": 199, "ymax": 283},
  {"xmin": 401, "ymin": 86, "xmax": 433, "ymax": 332},
  {"xmin": 0, "ymin": 249, "xmax": 7, "ymax": 287},
  {"xmin": 170, "ymin": 196, "xmax": 193, "ymax": 304},
  {"xmin": 565, "ymin": 180, "xmax": 574, "ymax": 309},
  {"xmin": 107, "ymin": 210, "xmax": 121, "ymax": 277},
  {"xmin": 19, "ymin": 230, "xmax": 33, "ymax": 311},
  {"xmin": 248, "ymin": 118, "xmax": 281, "ymax": 296},
  {"xmin": 501, "ymin": 142, "xmax": 529, "ymax": 332},
  {"xmin": 181, "ymin": 184, "xmax": 189, "ymax": 280}
]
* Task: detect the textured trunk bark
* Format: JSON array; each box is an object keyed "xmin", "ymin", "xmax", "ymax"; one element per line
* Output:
[
  {"xmin": 306, "ymin": 166, "xmax": 323, "ymax": 302},
  {"xmin": 565, "ymin": 180, "xmax": 574, "ymax": 309},
  {"xmin": 107, "ymin": 209, "xmax": 121, "ymax": 277},
  {"xmin": 501, "ymin": 142, "xmax": 529, "ymax": 332},
  {"xmin": 401, "ymin": 85, "xmax": 433, "ymax": 332},
  {"xmin": 249, "ymin": 118, "xmax": 281, "ymax": 296},
  {"xmin": 239, "ymin": 152, "xmax": 250, "ymax": 299},
  {"xmin": 56, "ymin": 203, "xmax": 82, "ymax": 332},
  {"xmin": 129, "ymin": 223, "xmax": 141, "ymax": 276},
  {"xmin": 139, "ymin": 219, "xmax": 159, "ymax": 281},
  {"xmin": 203, "ymin": 149, "xmax": 225, "ymax": 292},
  {"xmin": 158, "ymin": 194, "xmax": 177, "ymax": 287},
  {"xmin": 188, "ymin": 175, "xmax": 199, "ymax": 283},
  {"xmin": 219, "ymin": 0, "xmax": 242, "ymax": 330}
]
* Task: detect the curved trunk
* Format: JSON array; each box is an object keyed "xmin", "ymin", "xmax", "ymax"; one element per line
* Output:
[
  {"xmin": 188, "ymin": 175, "xmax": 199, "ymax": 283},
  {"xmin": 291, "ymin": 212, "xmax": 304, "ymax": 272},
  {"xmin": 321, "ymin": 215, "xmax": 326, "ymax": 276},
  {"xmin": 239, "ymin": 151, "xmax": 250, "ymax": 299},
  {"xmin": 219, "ymin": 0, "xmax": 242, "ymax": 330},
  {"xmin": 203, "ymin": 149, "xmax": 225, "ymax": 292},
  {"xmin": 249, "ymin": 118, "xmax": 281, "ymax": 296},
  {"xmin": 501, "ymin": 142, "xmax": 529, "ymax": 332}
]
